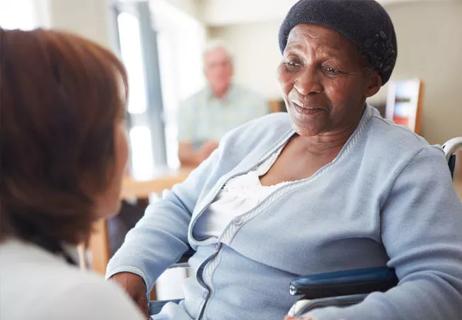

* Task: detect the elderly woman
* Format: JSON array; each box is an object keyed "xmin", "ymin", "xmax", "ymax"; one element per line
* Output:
[
  {"xmin": 0, "ymin": 29, "xmax": 144, "ymax": 319},
  {"xmin": 107, "ymin": 0, "xmax": 462, "ymax": 319}
]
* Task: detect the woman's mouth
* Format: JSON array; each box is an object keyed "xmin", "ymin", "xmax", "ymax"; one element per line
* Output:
[{"xmin": 292, "ymin": 102, "xmax": 325, "ymax": 115}]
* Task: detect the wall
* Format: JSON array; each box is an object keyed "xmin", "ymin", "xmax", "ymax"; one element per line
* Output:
[
  {"xmin": 209, "ymin": 21, "xmax": 282, "ymax": 99},
  {"xmin": 379, "ymin": 0, "xmax": 462, "ymax": 144},
  {"xmin": 48, "ymin": 0, "xmax": 113, "ymax": 48},
  {"xmin": 167, "ymin": 0, "xmax": 200, "ymax": 20},
  {"xmin": 200, "ymin": 0, "xmax": 420, "ymax": 26},
  {"xmin": 210, "ymin": 0, "xmax": 462, "ymax": 144},
  {"xmin": 0, "ymin": 0, "xmax": 50, "ymax": 30},
  {"xmin": 47, "ymin": 0, "xmax": 200, "ymax": 48},
  {"xmin": 199, "ymin": 0, "xmax": 297, "ymax": 25}
]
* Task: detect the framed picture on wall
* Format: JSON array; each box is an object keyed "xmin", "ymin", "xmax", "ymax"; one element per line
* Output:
[{"xmin": 385, "ymin": 79, "xmax": 424, "ymax": 133}]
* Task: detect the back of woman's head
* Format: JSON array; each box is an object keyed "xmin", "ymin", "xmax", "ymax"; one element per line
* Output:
[{"xmin": 0, "ymin": 28, "xmax": 128, "ymax": 251}]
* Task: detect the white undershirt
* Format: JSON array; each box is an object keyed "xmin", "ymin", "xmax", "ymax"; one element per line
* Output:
[{"xmin": 195, "ymin": 146, "xmax": 292, "ymax": 239}]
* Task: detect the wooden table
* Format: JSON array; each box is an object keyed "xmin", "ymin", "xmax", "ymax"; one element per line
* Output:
[
  {"xmin": 120, "ymin": 169, "xmax": 191, "ymax": 200},
  {"xmin": 87, "ymin": 168, "xmax": 192, "ymax": 274}
]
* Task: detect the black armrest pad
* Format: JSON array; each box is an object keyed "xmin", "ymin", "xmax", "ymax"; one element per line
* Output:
[
  {"xmin": 290, "ymin": 267, "xmax": 398, "ymax": 299},
  {"xmin": 449, "ymin": 154, "xmax": 456, "ymax": 178}
]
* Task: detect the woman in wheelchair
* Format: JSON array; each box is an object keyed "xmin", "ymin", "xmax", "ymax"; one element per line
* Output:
[
  {"xmin": 108, "ymin": 0, "xmax": 462, "ymax": 319},
  {"xmin": 0, "ymin": 29, "xmax": 144, "ymax": 319}
]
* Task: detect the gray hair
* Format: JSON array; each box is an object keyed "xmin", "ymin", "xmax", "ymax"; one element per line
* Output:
[{"xmin": 203, "ymin": 39, "xmax": 233, "ymax": 63}]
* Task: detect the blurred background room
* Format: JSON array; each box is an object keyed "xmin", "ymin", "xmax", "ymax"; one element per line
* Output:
[{"xmin": 2, "ymin": 0, "xmax": 461, "ymax": 300}]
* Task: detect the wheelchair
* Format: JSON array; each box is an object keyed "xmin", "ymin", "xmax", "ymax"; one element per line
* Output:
[{"xmin": 150, "ymin": 137, "xmax": 462, "ymax": 318}]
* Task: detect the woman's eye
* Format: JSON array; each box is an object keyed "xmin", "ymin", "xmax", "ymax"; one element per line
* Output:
[
  {"xmin": 322, "ymin": 65, "xmax": 342, "ymax": 76},
  {"xmin": 283, "ymin": 60, "xmax": 301, "ymax": 71}
]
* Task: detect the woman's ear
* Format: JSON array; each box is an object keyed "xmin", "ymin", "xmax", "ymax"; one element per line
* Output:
[{"xmin": 365, "ymin": 70, "xmax": 382, "ymax": 98}]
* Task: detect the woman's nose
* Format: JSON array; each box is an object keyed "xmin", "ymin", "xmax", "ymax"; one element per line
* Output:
[{"xmin": 293, "ymin": 66, "xmax": 322, "ymax": 96}]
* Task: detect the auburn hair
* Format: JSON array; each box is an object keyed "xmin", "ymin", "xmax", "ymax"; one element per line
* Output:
[{"xmin": 0, "ymin": 28, "xmax": 128, "ymax": 253}]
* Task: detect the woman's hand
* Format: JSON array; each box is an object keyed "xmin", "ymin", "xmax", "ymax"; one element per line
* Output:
[{"xmin": 110, "ymin": 272, "xmax": 149, "ymax": 317}]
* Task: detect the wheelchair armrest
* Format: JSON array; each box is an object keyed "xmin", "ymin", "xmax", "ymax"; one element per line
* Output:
[
  {"xmin": 288, "ymin": 293, "xmax": 368, "ymax": 317},
  {"xmin": 289, "ymin": 266, "xmax": 398, "ymax": 299}
]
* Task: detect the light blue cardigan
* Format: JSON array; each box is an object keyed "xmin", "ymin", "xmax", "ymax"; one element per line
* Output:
[{"xmin": 107, "ymin": 106, "xmax": 462, "ymax": 320}]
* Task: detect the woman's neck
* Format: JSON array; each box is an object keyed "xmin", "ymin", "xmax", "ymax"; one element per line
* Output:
[{"xmin": 295, "ymin": 125, "xmax": 356, "ymax": 156}]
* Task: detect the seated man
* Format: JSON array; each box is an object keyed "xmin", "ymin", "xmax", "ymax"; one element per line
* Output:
[{"xmin": 178, "ymin": 41, "xmax": 268, "ymax": 167}]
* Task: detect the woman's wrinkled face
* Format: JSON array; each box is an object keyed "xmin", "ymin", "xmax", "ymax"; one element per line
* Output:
[{"xmin": 278, "ymin": 24, "xmax": 381, "ymax": 137}]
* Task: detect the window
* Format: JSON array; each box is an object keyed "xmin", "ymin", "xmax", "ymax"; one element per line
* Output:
[
  {"xmin": 152, "ymin": 0, "xmax": 206, "ymax": 168},
  {"xmin": 114, "ymin": 0, "xmax": 205, "ymax": 178},
  {"xmin": 114, "ymin": 1, "xmax": 167, "ymax": 180},
  {"xmin": 0, "ymin": 0, "xmax": 49, "ymax": 30},
  {"xmin": 117, "ymin": 12, "xmax": 149, "ymax": 115}
]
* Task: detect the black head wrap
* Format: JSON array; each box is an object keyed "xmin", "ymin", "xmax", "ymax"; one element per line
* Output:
[{"xmin": 279, "ymin": 0, "xmax": 397, "ymax": 84}]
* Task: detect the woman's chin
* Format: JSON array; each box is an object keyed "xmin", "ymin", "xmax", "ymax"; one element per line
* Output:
[
  {"xmin": 288, "ymin": 108, "xmax": 327, "ymax": 135},
  {"xmin": 290, "ymin": 116, "xmax": 325, "ymax": 137}
]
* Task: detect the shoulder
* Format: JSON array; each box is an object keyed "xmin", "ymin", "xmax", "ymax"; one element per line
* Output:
[
  {"xmin": 37, "ymin": 272, "xmax": 144, "ymax": 320},
  {"xmin": 358, "ymin": 106, "xmax": 448, "ymax": 180},
  {"xmin": 0, "ymin": 240, "xmax": 143, "ymax": 320},
  {"xmin": 363, "ymin": 106, "xmax": 432, "ymax": 160},
  {"xmin": 368, "ymin": 109, "xmax": 426, "ymax": 145},
  {"xmin": 221, "ymin": 112, "xmax": 292, "ymax": 147}
]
